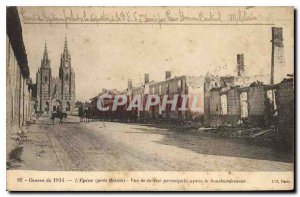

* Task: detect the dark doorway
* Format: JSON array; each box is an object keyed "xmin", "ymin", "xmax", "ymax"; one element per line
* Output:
[
  {"xmin": 67, "ymin": 101, "xmax": 70, "ymax": 111},
  {"xmin": 45, "ymin": 101, "xmax": 50, "ymax": 114}
]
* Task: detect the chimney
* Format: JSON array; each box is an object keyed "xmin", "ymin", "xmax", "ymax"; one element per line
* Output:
[
  {"xmin": 271, "ymin": 27, "xmax": 285, "ymax": 84},
  {"xmin": 128, "ymin": 79, "xmax": 132, "ymax": 89},
  {"xmin": 237, "ymin": 54, "xmax": 245, "ymax": 77},
  {"xmin": 165, "ymin": 71, "xmax": 171, "ymax": 80},
  {"xmin": 144, "ymin": 73, "xmax": 149, "ymax": 84}
]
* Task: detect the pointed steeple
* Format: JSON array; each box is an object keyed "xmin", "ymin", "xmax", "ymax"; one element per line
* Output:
[
  {"xmin": 60, "ymin": 35, "xmax": 71, "ymax": 77},
  {"xmin": 41, "ymin": 41, "xmax": 50, "ymax": 68},
  {"xmin": 64, "ymin": 36, "xmax": 68, "ymax": 53},
  {"xmin": 43, "ymin": 41, "xmax": 48, "ymax": 61},
  {"xmin": 61, "ymin": 35, "xmax": 71, "ymax": 62}
]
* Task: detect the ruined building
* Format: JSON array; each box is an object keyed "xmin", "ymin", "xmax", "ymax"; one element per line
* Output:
[
  {"xmin": 36, "ymin": 37, "xmax": 76, "ymax": 113},
  {"xmin": 125, "ymin": 71, "xmax": 206, "ymax": 120},
  {"xmin": 204, "ymin": 27, "xmax": 294, "ymax": 145}
]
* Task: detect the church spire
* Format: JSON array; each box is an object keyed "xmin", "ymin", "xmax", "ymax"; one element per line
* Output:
[
  {"xmin": 43, "ymin": 41, "xmax": 48, "ymax": 61},
  {"xmin": 64, "ymin": 35, "xmax": 69, "ymax": 54},
  {"xmin": 41, "ymin": 41, "xmax": 50, "ymax": 68},
  {"xmin": 62, "ymin": 35, "xmax": 71, "ymax": 62},
  {"xmin": 60, "ymin": 35, "xmax": 71, "ymax": 76}
]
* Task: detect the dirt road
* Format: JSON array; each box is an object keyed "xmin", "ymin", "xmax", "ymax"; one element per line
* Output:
[{"xmin": 12, "ymin": 116, "xmax": 293, "ymax": 171}]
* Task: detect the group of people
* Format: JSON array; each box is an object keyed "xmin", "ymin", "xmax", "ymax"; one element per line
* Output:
[
  {"xmin": 77, "ymin": 105, "xmax": 139, "ymax": 123},
  {"xmin": 78, "ymin": 106, "xmax": 92, "ymax": 122}
]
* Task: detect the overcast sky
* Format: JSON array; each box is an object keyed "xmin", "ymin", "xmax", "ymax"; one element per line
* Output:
[{"xmin": 18, "ymin": 7, "xmax": 294, "ymax": 102}]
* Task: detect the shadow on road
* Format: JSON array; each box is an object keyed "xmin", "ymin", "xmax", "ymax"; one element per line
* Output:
[
  {"xmin": 40, "ymin": 121, "xmax": 80, "ymax": 125},
  {"xmin": 61, "ymin": 122, "xmax": 80, "ymax": 125},
  {"xmin": 130, "ymin": 127, "xmax": 293, "ymax": 163}
]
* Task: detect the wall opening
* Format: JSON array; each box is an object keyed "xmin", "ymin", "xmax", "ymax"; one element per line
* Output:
[
  {"xmin": 52, "ymin": 99, "xmax": 62, "ymax": 112},
  {"xmin": 266, "ymin": 89, "xmax": 277, "ymax": 115},
  {"xmin": 45, "ymin": 101, "xmax": 49, "ymax": 113},
  {"xmin": 240, "ymin": 92, "xmax": 248, "ymax": 118},
  {"xmin": 220, "ymin": 94, "xmax": 228, "ymax": 115}
]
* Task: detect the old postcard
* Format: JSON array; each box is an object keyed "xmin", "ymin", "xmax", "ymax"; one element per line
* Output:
[{"xmin": 6, "ymin": 6, "xmax": 294, "ymax": 191}]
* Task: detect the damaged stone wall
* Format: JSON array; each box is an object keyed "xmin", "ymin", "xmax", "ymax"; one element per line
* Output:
[
  {"xmin": 204, "ymin": 75, "xmax": 219, "ymax": 123},
  {"xmin": 247, "ymin": 85, "xmax": 266, "ymax": 125},
  {"xmin": 276, "ymin": 78, "xmax": 294, "ymax": 145},
  {"xmin": 208, "ymin": 89, "xmax": 224, "ymax": 127},
  {"xmin": 206, "ymin": 84, "xmax": 268, "ymax": 127},
  {"xmin": 226, "ymin": 88, "xmax": 241, "ymax": 125},
  {"xmin": 209, "ymin": 89, "xmax": 221, "ymax": 116}
]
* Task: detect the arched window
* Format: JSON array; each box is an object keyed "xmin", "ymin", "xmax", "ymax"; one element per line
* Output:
[{"xmin": 44, "ymin": 76, "xmax": 48, "ymax": 82}]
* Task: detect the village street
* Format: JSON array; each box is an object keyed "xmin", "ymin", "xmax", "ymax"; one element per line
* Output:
[{"xmin": 10, "ymin": 116, "xmax": 293, "ymax": 171}]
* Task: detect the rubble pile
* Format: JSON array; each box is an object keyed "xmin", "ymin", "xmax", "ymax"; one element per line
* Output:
[
  {"xmin": 198, "ymin": 126, "xmax": 276, "ymax": 141},
  {"xmin": 139, "ymin": 118, "xmax": 203, "ymax": 130}
]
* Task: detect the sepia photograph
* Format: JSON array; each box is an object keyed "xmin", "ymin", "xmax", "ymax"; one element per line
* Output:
[{"xmin": 5, "ymin": 6, "xmax": 294, "ymax": 191}]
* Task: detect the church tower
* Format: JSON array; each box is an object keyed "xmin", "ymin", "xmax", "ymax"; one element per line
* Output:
[
  {"xmin": 36, "ymin": 42, "xmax": 52, "ymax": 113},
  {"xmin": 59, "ymin": 36, "xmax": 75, "ymax": 112},
  {"xmin": 36, "ymin": 37, "xmax": 75, "ymax": 114}
]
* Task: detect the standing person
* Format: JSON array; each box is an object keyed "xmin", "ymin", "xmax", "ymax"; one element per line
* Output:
[
  {"xmin": 78, "ymin": 105, "xmax": 84, "ymax": 122},
  {"xmin": 87, "ymin": 107, "xmax": 92, "ymax": 122},
  {"xmin": 84, "ymin": 108, "xmax": 88, "ymax": 123}
]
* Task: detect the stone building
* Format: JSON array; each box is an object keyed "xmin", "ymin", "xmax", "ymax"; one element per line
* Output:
[
  {"xmin": 6, "ymin": 6, "xmax": 33, "ymax": 134},
  {"xmin": 36, "ymin": 37, "xmax": 75, "ymax": 113}
]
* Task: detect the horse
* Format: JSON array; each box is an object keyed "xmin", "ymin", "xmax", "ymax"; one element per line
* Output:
[
  {"xmin": 83, "ymin": 107, "xmax": 93, "ymax": 123},
  {"xmin": 51, "ymin": 111, "xmax": 68, "ymax": 124},
  {"xmin": 78, "ymin": 106, "xmax": 84, "ymax": 122}
]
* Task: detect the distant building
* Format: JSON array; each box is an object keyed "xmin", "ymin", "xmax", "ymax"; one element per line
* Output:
[
  {"xmin": 122, "ymin": 72, "xmax": 206, "ymax": 120},
  {"xmin": 148, "ymin": 72, "xmax": 206, "ymax": 120},
  {"xmin": 90, "ymin": 88, "xmax": 121, "ymax": 111},
  {"xmin": 89, "ymin": 88, "xmax": 122, "ymax": 120},
  {"xmin": 36, "ymin": 37, "xmax": 75, "ymax": 113}
]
